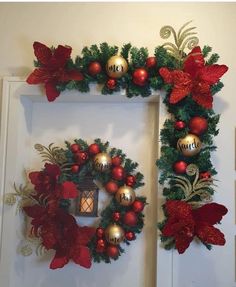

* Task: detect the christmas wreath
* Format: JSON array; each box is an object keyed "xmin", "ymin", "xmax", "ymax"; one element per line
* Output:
[
  {"xmin": 6, "ymin": 22, "xmax": 229, "ymax": 258},
  {"xmin": 5, "ymin": 139, "xmax": 146, "ymax": 269}
]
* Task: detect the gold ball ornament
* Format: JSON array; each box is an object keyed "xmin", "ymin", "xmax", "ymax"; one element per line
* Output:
[
  {"xmin": 94, "ymin": 152, "xmax": 112, "ymax": 172},
  {"xmin": 177, "ymin": 134, "xmax": 202, "ymax": 157},
  {"xmin": 106, "ymin": 55, "xmax": 128, "ymax": 78},
  {"xmin": 115, "ymin": 185, "xmax": 135, "ymax": 206},
  {"xmin": 105, "ymin": 224, "xmax": 125, "ymax": 245}
]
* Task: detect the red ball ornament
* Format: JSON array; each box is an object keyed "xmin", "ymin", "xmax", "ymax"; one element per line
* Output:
[
  {"xmin": 71, "ymin": 164, "xmax": 79, "ymax": 173},
  {"xmin": 88, "ymin": 143, "xmax": 100, "ymax": 155},
  {"xmin": 106, "ymin": 78, "xmax": 116, "ymax": 90},
  {"xmin": 111, "ymin": 156, "xmax": 122, "ymax": 166},
  {"xmin": 96, "ymin": 239, "xmax": 106, "ymax": 253},
  {"xmin": 125, "ymin": 175, "xmax": 136, "ymax": 187},
  {"xmin": 189, "ymin": 116, "xmax": 208, "ymax": 135},
  {"xmin": 199, "ymin": 171, "xmax": 211, "ymax": 179},
  {"xmin": 123, "ymin": 211, "xmax": 138, "ymax": 227},
  {"xmin": 106, "ymin": 245, "xmax": 119, "ymax": 258},
  {"xmin": 88, "ymin": 61, "xmax": 102, "ymax": 76},
  {"xmin": 173, "ymin": 161, "xmax": 187, "ymax": 174},
  {"xmin": 132, "ymin": 200, "xmax": 145, "ymax": 213},
  {"xmin": 70, "ymin": 143, "xmax": 80, "ymax": 153},
  {"xmin": 174, "ymin": 121, "xmax": 186, "ymax": 131},
  {"xmin": 75, "ymin": 151, "xmax": 88, "ymax": 164},
  {"xmin": 146, "ymin": 56, "xmax": 157, "ymax": 69},
  {"xmin": 125, "ymin": 231, "xmax": 135, "ymax": 241},
  {"xmin": 105, "ymin": 181, "xmax": 118, "ymax": 194},
  {"xmin": 112, "ymin": 166, "xmax": 125, "ymax": 181},
  {"xmin": 112, "ymin": 212, "xmax": 121, "ymax": 222},
  {"xmin": 96, "ymin": 227, "xmax": 105, "ymax": 238},
  {"xmin": 132, "ymin": 68, "xmax": 148, "ymax": 86}
]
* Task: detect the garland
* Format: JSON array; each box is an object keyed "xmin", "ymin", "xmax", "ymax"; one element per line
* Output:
[
  {"xmin": 5, "ymin": 139, "xmax": 146, "ymax": 269},
  {"xmin": 6, "ymin": 22, "xmax": 229, "ymax": 259}
]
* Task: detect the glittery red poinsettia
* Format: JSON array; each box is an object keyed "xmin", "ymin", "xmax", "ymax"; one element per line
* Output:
[
  {"xmin": 159, "ymin": 46, "xmax": 228, "ymax": 109},
  {"xmin": 27, "ymin": 42, "xmax": 84, "ymax": 102},
  {"xmin": 162, "ymin": 200, "xmax": 228, "ymax": 253}
]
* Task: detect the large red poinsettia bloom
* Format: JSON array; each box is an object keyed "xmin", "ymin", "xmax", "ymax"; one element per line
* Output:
[
  {"xmin": 162, "ymin": 200, "xmax": 228, "ymax": 253},
  {"xmin": 27, "ymin": 42, "xmax": 84, "ymax": 102},
  {"xmin": 159, "ymin": 46, "xmax": 228, "ymax": 109},
  {"xmin": 24, "ymin": 206, "xmax": 95, "ymax": 269}
]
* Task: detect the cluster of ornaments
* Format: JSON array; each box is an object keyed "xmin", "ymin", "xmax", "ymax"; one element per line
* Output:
[{"xmin": 70, "ymin": 141, "xmax": 145, "ymax": 259}]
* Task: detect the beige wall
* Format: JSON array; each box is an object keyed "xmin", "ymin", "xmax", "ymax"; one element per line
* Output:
[{"xmin": 0, "ymin": 3, "xmax": 236, "ymax": 287}]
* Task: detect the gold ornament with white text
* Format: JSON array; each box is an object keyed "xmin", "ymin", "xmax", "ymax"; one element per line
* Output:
[
  {"xmin": 115, "ymin": 185, "xmax": 135, "ymax": 206},
  {"xmin": 94, "ymin": 152, "xmax": 112, "ymax": 172},
  {"xmin": 105, "ymin": 224, "xmax": 125, "ymax": 245},
  {"xmin": 106, "ymin": 55, "xmax": 128, "ymax": 78},
  {"xmin": 177, "ymin": 134, "xmax": 202, "ymax": 157}
]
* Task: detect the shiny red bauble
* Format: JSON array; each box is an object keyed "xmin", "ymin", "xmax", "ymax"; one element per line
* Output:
[
  {"xmin": 88, "ymin": 143, "xmax": 100, "ymax": 155},
  {"xmin": 173, "ymin": 161, "xmax": 187, "ymax": 174},
  {"xmin": 96, "ymin": 227, "xmax": 105, "ymax": 238},
  {"xmin": 133, "ymin": 68, "xmax": 148, "ymax": 86},
  {"xmin": 132, "ymin": 200, "xmax": 145, "ymax": 213},
  {"xmin": 125, "ymin": 231, "xmax": 135, "ymax": 241},
  {"xmin": 189, "ymin": 116, "xmax": 208, "ymax": 135},
  {"xmin": 112, "ymin": 212, "xmax": 121, "ymax": 222},
  {"xmin": 96, "ymin": 239, "xmax": 106, "ymax": 253},
  {"xmin": 111, "ymin": 156, "xmax": 122, "ymax": 167},
  {"xmin": 106, "ymin": 245, "xmax": 119, "ymax": 258},
  {"xmin": 75, "ymin": 151, "xmax": 88, "ymax": 164},
  {"xmin": 71, "ymin": 164, "xmax": 80, "ymax": 173},
  {"xmin": 105, "ymin": 181, "xmax": 118, "ymax": 194},
  {"xmin": 199, "ymin": 171, "xmax": 211, "ymax": 179},
  {"xmin": 125, "ymin": 175, "xmax": 136, "ymax": 187},
  {"xmin": 174, "ymin": 121, "xmax": 186, "ymax": 131},
  {"xmin": 145, "ymin": 56, "xmax": 157, "ymax": 69},
  {"xmin": 106, "ymin": 78, "xmax": 116, "ymax": 90},
  {"xmin": 123, "ymin": 211, "xmax": 138, "ymax": 227},
  {"xmin": 88, "ymin": 61, "xmax": 102, "ymax": 76},
  {"xmin": 70, "ymin": 143, "xmax": 80, "ymax": 153},
  {"xmin": 111, "ymin": 166, "xmax": 125, "ymax": 181}
]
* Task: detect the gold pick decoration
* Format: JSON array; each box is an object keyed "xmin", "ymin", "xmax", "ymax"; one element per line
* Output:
[
  {"xmin": 172, "ymin": 164, "xmax": 214, "ymax": 203},
  {"xmin": 34, "ymin": 143, "xmax": 67, "ymax": 166},
  {"xmin": 160, "ymin": 20, "xmax": 199, "ymax": 61}
]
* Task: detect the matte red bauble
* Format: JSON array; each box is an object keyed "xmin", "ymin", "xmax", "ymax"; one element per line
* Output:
[
  {"xmin": 71, "ymin": 164, "xmax": 79, "ymax": 174},
  {"xmin": 112, "ymin": 166, "xmax": 125, "ymax": 181},
  {"xmin": 125, "ymin": 175, "xmax": 136, "ymax": 187},
  {"xmin": 111, "ymin": 156, "xmax": 122, "ymax": 166},
  {"xmin": 174, "ymin": 121, "xmax": 186, "ymax": 130},
  {"xmin": 88, "ymin": 143, "xmax": 100, "ymax": 155},
  {"xmin": 105, "ymin": 181, "xmax": 118, "ymax": 194},
  {"xmin": 125, "ymin": 231, "xmax": 135, "ymax": 241},
  {"xmin": 112, "ymin": 212, "xmax": 121, "ymax": 222},
  {"xmin": 189, "ymin": 116, "xmax": 208, "ymax": 135},
  {"xmin": 106, "ymin": 78, "xmax": 116, "ymax": 90},
  {"xmin": 132, "ymin": 200, "xmax": 145, "ymax": 213},
  {"xmin": 199, "ymin": 171, "xmax": 211, "ymax": 179},
  {"xmin": 173, "ymin": 161, "xmax": 187, "ymax": 174},
  {"xmin": 146, "ymin": 56, "xmax": 157, "ymax": 68},
  {"xmin": 96, "ymin": 227, "xmax": 105, "ymax": 238},
  {"xmin": 75, "ymin": 151, "xmax": 88, "ymax": 164},
  {"xmin": 70, "ymin": 143, "xmax": 80, "ymax": 153},
  {"xmin": 133, "ymin": 68, "xmax": 148, "ymax": 86},
  {"xmin": 123, "ymin": 211, "xmax": 138, "ymax": 227},
  {"xmin": 88, "ymin": 61, "xmax": 102, "ymax": 76},
  {"xmin": 106, "ymin": 245, "xmax": 119, "ymax": 258}
]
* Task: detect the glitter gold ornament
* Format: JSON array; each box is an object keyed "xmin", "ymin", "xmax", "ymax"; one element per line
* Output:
[
  {"xmin": 177, "ymin": 133, "xmax": 202, "ymax": 157},
  {"xmin": 115, "ymin": 185, "xmax": 135, "ymax": 206},
  {"xmin": 94, "ymin": 152, "xmax": 112, "ymax": 172},
  {"xmin": 106, "ymin": 55, "xmax": 128, "ymax": 78},
  {"xmin": 105, "ymin": 224, "xmax": 125, "ymax": 245}
]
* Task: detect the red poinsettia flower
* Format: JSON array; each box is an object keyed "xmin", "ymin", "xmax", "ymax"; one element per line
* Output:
[
  {"xmin": 27, "ymin": 42, "xmax": 84, "ymax": 101},
  {"xmin": 159, "ymin": 46, "xmax": 228, "ymax": 109},
  {"xmin": 162, "ymin": 200, "xmax": 227, "ymax": 253}
]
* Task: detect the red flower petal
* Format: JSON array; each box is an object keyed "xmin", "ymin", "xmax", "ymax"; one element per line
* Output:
[
  {"xmin": 60, "ymin": 181, "xmax": 78, "ymax": 199},
  {"xmin": 72, "ymin": 246, "xmax": 92, "ymax": 268},
  {"xmin": 195, "ymin": 222, "xmax": 226, "ymax": 245},
  {"xmin": 165, "ymin": 200, "xmax": 193, "ymax": 219},
  {"xmin": 29, "ymin": 171, "xmax": 40, "ymax": 185},
  {"xmin": 169, "ymin": 86, "xmax": 191, "ymax": 104},
  {"xmin": 192, "ymin": 91, "xmax": 213, "ymax": 109},
  {"xmin": 77, "ymin": 226, "xmax": 96, "ymax": 245},
  {"xmin": 44, "ymin": 163, "xmax": 61, "ymax": 178},
  {"xmin": 159, "ymin": 67, "xmax": 173, "ymax": 84},
  {"xmin": 45, "ymin": 82, "xmax": 60, "ymax": 102},
  {"xmin": 52, "ymin": 45, "xmax": 72, "ymax": 68},
  {"xmin": 193, "ymin": 203, "xmax": 228, "ymax": 225},
  {"xmin": 23, "ymin": 205, "xmax": 45, "ymax": 218},
  {"xmin": 67, "ymin": 70, "xmax": 84, "ymax": 81},
  {"xmin": 33, "ymin": 42, "xmax": 52, "ymax": 65},
  {"xmin": 199, "ymin": 64, "xmax": 228, "ymax": 85},
  {"xmin": 175, "ymin": 234, "xmax": 193, "ymax": 254},
  {"xmin": 50, "ymin": 250, "xmax": 69, "ymax": 269},
  {"xmin": 26, "ymin": 68, "xmax": 50, "ymax": 84},
  {"xmin": 184, "ymin": 46, "xmax": 205, "ymax": 78}
]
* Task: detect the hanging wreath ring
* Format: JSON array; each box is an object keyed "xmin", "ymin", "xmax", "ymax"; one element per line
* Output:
[{"xmin": 5, "ymin": 138, "xmax": 146, "ymax": 269}]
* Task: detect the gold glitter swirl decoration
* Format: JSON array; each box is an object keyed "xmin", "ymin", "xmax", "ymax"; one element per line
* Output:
[
  {"xmin": 160, "ymin": 20, "xmax": 199, "ymax": 61},
  {"xmin": 172, "ymin": 164, "xmax": 214, "ymax": 204},
  {"xmin": 34, "ymin": 143, "xmax": 67, "ymax": 166}
]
